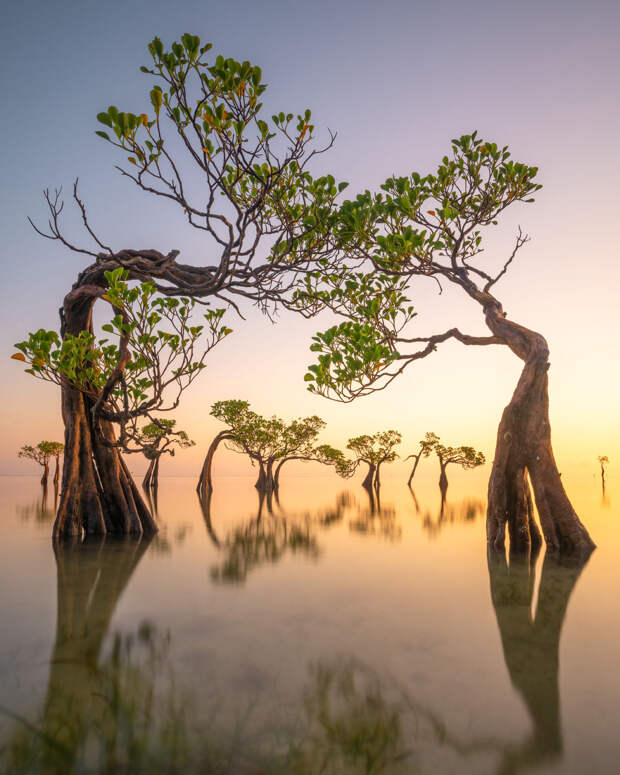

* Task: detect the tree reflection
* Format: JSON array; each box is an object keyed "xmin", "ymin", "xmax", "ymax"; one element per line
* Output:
[
  {"xmin": 487, "ymin": 548, "xmax": 588, "ymax": 774},
  {"xmin": 15, "ymin": 485, "xmax": 57, "ymax": 524},
  {"xmin": 418, "ymin": 496, "xmax": 485, "ymax": 538},
  {"xmin": 208, "ymin": 492, "xmax": 321, "ymax": 584},
  {"xmin": 348, "ymin": 488, "xmax": 401, "ymax": 541}
]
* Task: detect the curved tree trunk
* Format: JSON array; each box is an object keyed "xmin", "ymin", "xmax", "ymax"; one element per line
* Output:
[
  {"xmin": 375, "ymin": 461, "xmax": 382, "ymax": 490},
  {"xmin": 196, "ymin": 431, "xmax": 233, "ymax": 498},
  {"xmin": 362, "ymin": 462, "xmax": 376, "ymax": 491},
  {"xmin": 483, "ymin": 305, "xmax": 595, "ymax": 557},
  {"xmin": 54, "ymin": 285, "xmax": 157, "ymax": 539},
  {"xmin": 41, "ymin": 461, "xmax": 49, "ymax": 487},
  {"xmin": 407, "ymin": 453, "xmax": 422, "ymax": 487},
  {"xmin": 263, "ymin": 458, "xmax": 276, "ymax": 493}
]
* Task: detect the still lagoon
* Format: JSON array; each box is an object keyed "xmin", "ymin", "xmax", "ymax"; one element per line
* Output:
[{"xmin": 0, "ymin": 467, "xmax": 618, "ymax": 773}]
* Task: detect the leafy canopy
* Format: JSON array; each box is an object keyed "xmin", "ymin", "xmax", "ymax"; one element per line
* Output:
[
  {"xmin": 14, "ymin": 268, "xmax": 230, "ymax": 453},
  {"xmin": 346, "ymin": 431, "xmax": 402, "ymax": 466},
  {"xmin": 298, "ymin": 132, "xmax": 542, "ymax": 401}
]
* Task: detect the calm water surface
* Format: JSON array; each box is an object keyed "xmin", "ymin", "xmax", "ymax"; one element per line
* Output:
[{"xmin": 0, "ymin": 468, "xmax": 618, "ymax": 773}]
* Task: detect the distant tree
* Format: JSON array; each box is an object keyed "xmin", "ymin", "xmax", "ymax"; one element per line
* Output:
[
  {"xmin": 18, "ymin": 441, "xmax": 64, "ymax": 487},
  {"xmin": 432, "ymin": 438, "xmax": 485, "ymax": 494},
  {"xmin": 199, "ymin": 400, "xmax": 352, "ymax": 495},
  {"xmin": 346, "ymin": 430, "xmax": 401, "ymax": 490},
  {"xmin": 405, "ymin": 432, "xmax": 439, "ymax": 486},
  {"xmin": 138, "ymin": 419, "xmax": 194, "ymax": 490},
  {"xmin": 598, "ymin": 455, "xmax": 609, "ymax": 489},
  {"xmin": 298, "ymin": 132, "xmax": 594, "ymax": 556}
]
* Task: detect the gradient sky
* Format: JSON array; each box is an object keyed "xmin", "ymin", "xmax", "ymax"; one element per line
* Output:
[{"xmin": 1, "ymin": 0, "xmax": 619, "ymax": 477}]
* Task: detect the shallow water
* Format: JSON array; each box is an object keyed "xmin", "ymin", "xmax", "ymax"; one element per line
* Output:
[{"xmin": 0, "ymin": 469, "xmax": 618, "ymax": 774}]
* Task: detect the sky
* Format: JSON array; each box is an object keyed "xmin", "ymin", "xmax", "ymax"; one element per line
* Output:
[{"xmin": 1, "ymin": 0, "xmax": 619, "ymax": 478}]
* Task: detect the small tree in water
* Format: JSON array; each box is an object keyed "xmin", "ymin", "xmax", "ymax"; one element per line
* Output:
[
  {"xmin": 299, "ymin": 133, "xmax": 595, "ymax": 557},
  {"xmin": 431, "ymin": 438, "xmax": 485, "ymax": 495},
  {"xmin": 405, "ymin": 432, "xmax": 439, "ymax": 487},
  {"xmin": 346, "ymin": 430, "xmax": 401, "ymax": 491},
  {"xmin": 17, "ymin": 441, "xmax": 64, "ymax": 487},
  {"xmin": 139, "ymin": 419, "xmax": 194, "ymax": 490},
  {"xmin": 598, "ymin": 456, "xmax": 608, "ymax": 489}
]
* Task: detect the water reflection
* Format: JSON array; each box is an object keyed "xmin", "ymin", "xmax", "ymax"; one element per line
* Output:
[
  {"xmin": 418, "ymin": 495, "xmax": 486, "ymax": 538},
  {"xmin": 0, "ymin": 476, "xmax": 606, "ymax": 774},
  {"xmin": 15, "ymin": 485, "xmax": 57, "ymax": 524},
  {"xmin": 488, "ymin": 549, "xmax": 588, "ymax": 774},
  {"xmin": 207, "ymin": 491, "xmax": 321, "ymax": 583},
  {"xmin": 349, "ymin": 489, "xmax": 401, "ymax": 541}
]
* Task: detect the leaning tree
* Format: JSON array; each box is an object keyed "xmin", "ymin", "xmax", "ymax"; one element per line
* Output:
[
  {"xmin": 346, "ymin": 430, "xmax": 401, "ymax": 490},
  {"xmin": 18, "ymin": 442, "xmax": 63, "ymax": 487},
  {"xmin": 405, "ymin": 431, "xmax": 439, "ymax": 486},
  {"xmin": 14, "ymin": 34, "xmax": 346, "ymax": 538},
  {"xmin": 139, "ymin": 419, "xmax": 194, "ymax": 490},
  {"xmin": 299, "ymin": 133, "xmax": 595, "ymax": 557}
]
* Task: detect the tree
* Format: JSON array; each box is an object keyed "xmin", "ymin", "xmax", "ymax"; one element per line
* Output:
[
  {"xmin": 430, "ymin": 437, "xmax": 485, "ymax": 495},
  {"xmin": 17, "ymin": 441, "xmax": 64, "ymax": 487},
  {"xmin": 300, "ymin": 133, "xmax": 595, "ymax": 557},
  {"xmin": 199, "ymin": 400, "xmax": 353, "ymax": 495},
  {"xmin": 346, "ymin": 430, "xmax": 401, "ymax": 490},
  {"xmin": 405, "ymin": 431, "xmax": 439, "ymax": 486},
  {"xmin": 14, "ymin": 33, "xmax": 346, "ymax": 539},
  {"xmin": 138, "ymin": 419, "xmax": 194, "ymax": 490},
  {"xmin": 598, "ymin": 455, "xmax": 609, "ymax": 490}
]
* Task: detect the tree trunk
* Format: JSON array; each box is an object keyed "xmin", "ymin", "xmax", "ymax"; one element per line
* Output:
[
  {"xmin": 439, "ymin": 461, "xmax": 448, "ymax": 496},
  {"xmin": 142, "ymin": 457, "xmax": 156, "ymax": 490},
  {"xmin": 273, "ymin": 457, "xmax": 292, "ymax": 490},
  {"xmin": 255, "ymin": 459, "xmax": 267, "ymax": 491},
  {"xmin": 362, "ymin": 462, "xmax": 376, "ymax": 490},
  {"xmin": 407, "ymin": 453, "xmax": 421, "ymax": 487},
  {"xmin": 54, "ymin": 285, "xmax": 157, "ymax": 539},
  {"xmin": 53, "ymin": 454, "xmax": 60, "ymax": 488},
  {"xmin": 375, "ymin": 461, "xmax": 382, "ymax": 490},
  {"xmin": 196, "ymin": 430, "xmax": 233, "ymax": 498},
  {"xmin": 483, "ymin": 306, "xmax": 595, "ymax": 557},
  {"xmin": 41, "ymin": 461, "xmax": 49, "ymax": 487}
]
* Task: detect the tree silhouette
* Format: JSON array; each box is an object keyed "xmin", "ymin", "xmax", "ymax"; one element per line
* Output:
[
  {"xmin": 17, "ymin": 441, "xmax": 64, "ymax": 488},
  {"xmin": 13, "ymin": 33, "xmax": 346, "ymax": 538},
  {"xmin": 300, "ymin": 132, "xmax": 594, "ymax": 557},
  {"xmin": 405, "ymin": 432, "xmax": 438, "ymax": 486},
  {"xmin": 346, "ymin": 430, "xmax": 401, "ymax": 491},
  {"xmin": 598, "ymin": 455, "xmax": 609, "ymax": 491},
  {"xmin": 431, "ymin": 437, "xmax": 485, "ymax": 495}
]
